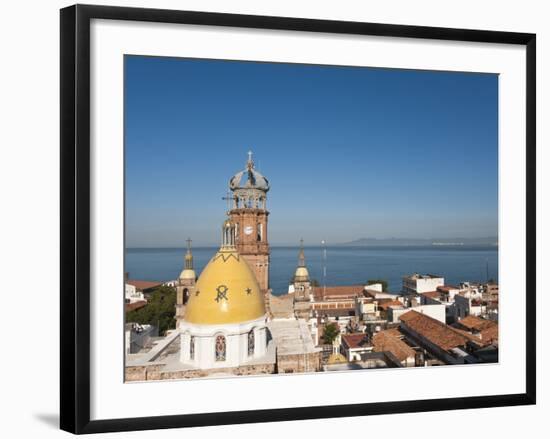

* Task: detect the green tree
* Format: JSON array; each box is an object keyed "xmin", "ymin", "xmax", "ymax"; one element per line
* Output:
[
  {"xmin": 366, "ymin": 279, "xmax": 389, "ymax": 292},
  {"xmin": 126, "ymin": 285, "xmax": 176, "ymax": 335},
  {"xmin": 322, "ymin": 322, "xmax": 340, "ymax": 344},
  {"xmin": 311, "ymin": 279, "xmax": 320, "ymax": 287}
]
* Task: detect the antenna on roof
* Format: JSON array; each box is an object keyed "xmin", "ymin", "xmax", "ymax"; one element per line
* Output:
[{"xmin": 321, "ymin": 239, "xmax": 327, "ymax": 299}]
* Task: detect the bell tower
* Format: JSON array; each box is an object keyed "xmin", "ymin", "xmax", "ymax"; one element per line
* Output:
[
  {"xmin": 175, "ymin": 238, "xmax": 196, "ymax": 326},
  {"xmin": 293, "ymin": 239, "xmax": 313, "ymax": 320},
  {"xmin": 228, "ymin": 151, "xmax": 270, "ymax": 292}
]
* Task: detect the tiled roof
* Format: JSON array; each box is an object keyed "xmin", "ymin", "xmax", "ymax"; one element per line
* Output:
[
  {"xmin": 378, "ymin": 299, "xmax": 403, "ymax": 310},
  {"xmin": 341, "ymin": 333, "xmax": 370, "ymax": 349},
  {"xmin": 382, "ymin": 327, "xmax": 403, "ymax": 338},
  {"xmin": 420, "ymin": 291, "xmax": 441, "ymax": 299},
  {"xmin": 480, "ymin": 325, "xmax": 499, "ymax": 345},
  {"xmin": 399, "ymin": 310, "xmax": 469, "ymax": 351},
  {"xmin": 312, "ymin": 285, "xmax": 365, "ymax": 299},
  {"xmin": 125, "ymin": 300, "xmax": 147, "ymax": 312},
  {"xmin": 126, "ymin": 279, "xmax": 162, "ymax": 291},
  {"xmin": 457, "ymin": 315, "xmax": 496, "ymax": 331},
  {"xmin": 449, "ymin": 327, "xmax": 484, "ymax": 347},
  {"xmin": 437, "ymin": 285, "xmax": 459, "ymax": 292},
  {"xmin": 373, "ymin": 330, "xmax": 415, "ymax": 362},
  {"xmin": 399, "ymin": 310, "xmax": 421, "ymax": 323}
]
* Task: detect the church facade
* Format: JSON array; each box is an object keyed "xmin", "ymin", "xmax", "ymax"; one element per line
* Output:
[
  {"xmin": 178, "ymin": 217, "xmax": 270, "ymax": 370},
  {"xmin": 125, "ymin": 152, "xmax": 321, "ymax": 381}
]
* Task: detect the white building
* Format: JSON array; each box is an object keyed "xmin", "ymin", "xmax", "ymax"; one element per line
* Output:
[
  {"xmin": 388, "ymin": 303, "xmax": 446, "ymax": 324},
  {"xmin": 454, "ymin": 293, "xmax": 486, "ymax": 319},
  {"xmin": 125, "ymin": 282, "xmax": 145, "ymax": 303},
  {"xmin": 402, "ymin": 273, "xmax": 445, "ymax": 295}
]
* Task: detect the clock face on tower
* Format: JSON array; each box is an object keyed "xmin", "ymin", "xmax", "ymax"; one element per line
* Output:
[{"xmin": 244, "ymin": 226, "xmax": 254, "ymax": 235}]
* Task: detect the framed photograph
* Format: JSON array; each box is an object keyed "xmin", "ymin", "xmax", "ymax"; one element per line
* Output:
[{"xmin": 60, "ymin": 4, "xmax": 536, "ymax": 434}]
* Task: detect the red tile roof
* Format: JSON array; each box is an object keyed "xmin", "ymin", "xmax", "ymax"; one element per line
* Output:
[
  {"xmin": 457, "ymin": 315, "xmax": 496, "ymax": 332},
  {"xmin": 341, "ymin": 333, "xmax": 370, "ymax": 349},
  {"xmin": 125, "ymin": 300, "xmax": 147, "ymax": 312},
  {"xmin": 373, "ymin": 330, "xmax": 415, "ymax": 362},
  {"xmin": 378, "ymin": 299, "xmax": 403, "ymax": 310},
  {"xmin": 420, "ymin": 291, "xmax": 441, "ymax": 299},
  {"xmin": 126, "ymin": 280, "xmax": 162, "ymax": 291},
  {"xmin": 437, "ymin": 285, "xmax": 459, "ymax": 292},
  {"xmin": 399, "ymin": 310, "xmax": 469, "ymax": 351},
  {"xmin": 480, "ymin": 325, "xmax": 499, "ymax": 345},
  {"xmin": 449, "ymin": 327, "xmax": 484, "ymax": 347}
]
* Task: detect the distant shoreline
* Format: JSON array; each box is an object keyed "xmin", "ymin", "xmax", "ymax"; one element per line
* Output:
[{"xmin": 126, "ymin": 244, "xmax": 499, "ymax": 250}]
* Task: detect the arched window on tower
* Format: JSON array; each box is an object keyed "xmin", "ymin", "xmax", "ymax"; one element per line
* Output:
[
  {"xmin": 183, "ymin": 288, "xmax": 189, "ymax": 305},
  {"xmin": 257, "ymin": 223, "xmax": 263, "ymax": 242},
  {"xmin": 215, "ymin": 335, "xmax": 226, "ymax": 362},
  {"xmin": 248, "ymin": 330, "xmax": 255, "ymax": 356}
]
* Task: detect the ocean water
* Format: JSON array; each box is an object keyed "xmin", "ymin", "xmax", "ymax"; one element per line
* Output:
[{"xmin": 125, "ymin": 246, "xmax": 498, "ymax": 295}]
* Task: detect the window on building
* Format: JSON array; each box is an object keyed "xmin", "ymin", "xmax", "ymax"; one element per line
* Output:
[
  {"xmin": 248, "ymin": 330, "xmax": 255, "ymax": 356},
  {"xmin": 257, "ymin": 223, "xmax": 262, "ymax": 242},
  {"xmin": 190, "ymin": 335, "xmax": 195, "ymax": 360},
  {"xmin": 215, "ymin": 335, "xmax": 226, "ymax": 361}
]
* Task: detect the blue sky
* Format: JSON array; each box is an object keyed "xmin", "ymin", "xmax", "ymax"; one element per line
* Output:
[{"xmin": 125, "ymin": 56, "xmax": 498, "ymax": 247}]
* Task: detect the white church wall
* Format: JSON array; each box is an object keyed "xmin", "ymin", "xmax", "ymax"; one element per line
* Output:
[{"xmin": 179, "ymin": 316, "xmax": 268, "ymax": 369}]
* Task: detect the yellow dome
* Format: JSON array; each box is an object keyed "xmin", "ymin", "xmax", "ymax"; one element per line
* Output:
[
  {"xmin": 179, "ymin": 268, "xmax": 196, "ymax": 281},
  {"xmin": 184, "ymin": 247, "xmax": 265, "ymax": 325},
  {"xmin": 294, "ymin": 266, "xmax": 309, "ymax": 279},
  {"xmin": 327, "ymin": 353, "xmax": 347, "ymax": 364}
]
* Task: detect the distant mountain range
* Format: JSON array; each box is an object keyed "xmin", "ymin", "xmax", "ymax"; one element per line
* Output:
[{"xmin": 340, "ymin": 237, "xmax": 498, "ymax": 247}]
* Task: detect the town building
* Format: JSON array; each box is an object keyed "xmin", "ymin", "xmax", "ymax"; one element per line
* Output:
[
  {"xmin": 125, "ymin": 278, "xmax": 163, "ymax": 298},
  {"xmin": 268, "ymin": 319, "xmax": 321, "ymax": 373},
  {"xmin": 125, "ymin": 274, "xmax": 162, "ymax": 304},
  {"xmin": 453, "ymin": 315, "xmax": 499, "ymax": 346},
  {"xmin": 402, "ymin": 273, "xmax": 445, "ymax": 295},
  {"xmin": 387, "ymin": 303, "xmax": 446, "ymax": 324},
  {"xmin": 454, "ymin": 293, "xmax": 486, "ymax": 319},
  {"xmin": 340, "ymin": 333, "xmax": 372, "ymax": 361},
  {"xmin": 398, "ymin": 310, "xmax": 496, "ymax": 365},
  {"xmin": 372, "ymin": 328, "xmax": 416, "ymax": 367}
]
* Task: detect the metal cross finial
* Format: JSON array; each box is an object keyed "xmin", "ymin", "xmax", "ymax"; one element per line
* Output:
[
  {"xmin": 300, "ymin": 238, "xmax": 304, "ymax": 249},
  {"xmin": 186, "ymin": 237, "xmax": 192, "ymax": 251},
  {"xmin": 248, "ymin": 150, "xmax": 253, "ymax": 162}
]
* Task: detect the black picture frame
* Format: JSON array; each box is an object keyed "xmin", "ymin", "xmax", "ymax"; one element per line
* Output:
[{"xmin": 60, "ymin": 4, "xmax": 536, "ymax": 434}]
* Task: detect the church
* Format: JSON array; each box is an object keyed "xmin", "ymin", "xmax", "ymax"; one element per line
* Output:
[{"xmin": 125, "ymin": 153, "xmax": 321, "ymax": 381}]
